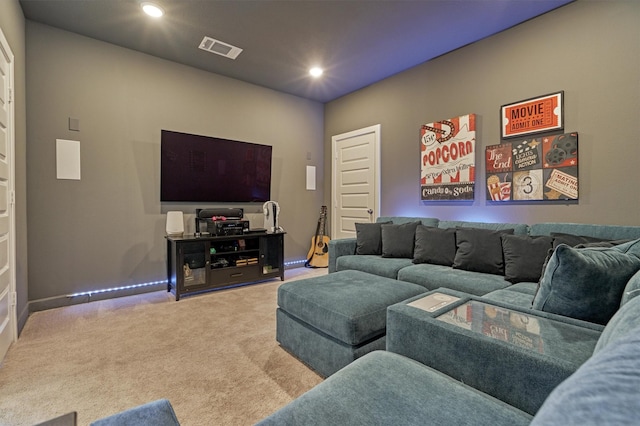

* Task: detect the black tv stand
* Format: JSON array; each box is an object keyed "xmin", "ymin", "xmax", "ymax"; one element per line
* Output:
[{"xmin": 166, "ymin": 232, "xmax": 285, "ymax": 300}]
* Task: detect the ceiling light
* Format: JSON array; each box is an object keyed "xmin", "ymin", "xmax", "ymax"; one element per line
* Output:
[
  {"xmin": 142, "ymin": 2, "xmax": 164, "ymax": 18},
  {"xmin": 309, "ymin": 67, "xmax": 324, "ymax": 78}
]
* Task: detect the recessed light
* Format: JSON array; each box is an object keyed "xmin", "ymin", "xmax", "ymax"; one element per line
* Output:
[
  {"xmin": 309, "ymin": 67, "xmax": 324, "ymax": 78},
  {"xmin": 142, "ymin": 2, "xmax": 164, "ymax": 18}
]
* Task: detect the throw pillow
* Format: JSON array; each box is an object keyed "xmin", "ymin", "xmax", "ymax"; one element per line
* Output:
[
  {"xmin": 453, "ymin": 227, "xmax": 514, "ymax": 275},
  {"xmin": 501, "ymin": 234, "xmax": 553, "ymax": 283},
  {"xmin": 355, "ymin": 221, "xmax": 391, "ymax": 255},
  {"xmin": 532, "ymin": 240, "xmax": 640, "ymax": 325},
  {"xmin": 413, "ymin": 226, "xmax": 457, "ymax": 266},
  {"xmin": 381, "ymin": 222, "xmax": 420, "ymax": 258}
]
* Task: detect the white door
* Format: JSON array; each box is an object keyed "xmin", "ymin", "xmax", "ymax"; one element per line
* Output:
[
  {"xmin": 331, "ymin": 125, "xmax": 380, "ymax": 239},
  {"xmin": 0, "ymin": 28, "xmax": 16, "ymax": 362}
]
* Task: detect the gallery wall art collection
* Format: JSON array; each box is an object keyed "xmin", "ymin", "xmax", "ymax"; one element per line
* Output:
[{"xmin": 420, "ymin": 91, "xmax": 578, "ymax": 203}]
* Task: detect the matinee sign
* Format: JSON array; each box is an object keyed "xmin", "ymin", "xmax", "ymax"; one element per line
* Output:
[
  {"xmin": 501, "ymin": 92, "xmax": 563, "ymax": 138},
  {"xmin": 420, "ymin": 114, "xmax": 476, "ymax": 201}
]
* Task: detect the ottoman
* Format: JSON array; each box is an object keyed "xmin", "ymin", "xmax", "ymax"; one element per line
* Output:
[{"xmin": 276, "ymin": 270, "xmax": 427, "ymax": 377}]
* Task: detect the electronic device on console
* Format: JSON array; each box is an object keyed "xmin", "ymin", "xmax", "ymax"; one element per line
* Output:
[
  {"xmin": 208, "ymin": 220, "xmax": 250, "ymax": 236},
  {"xmin": 195, "ymin": 208, "xmax": 249, "ymax": 236}
]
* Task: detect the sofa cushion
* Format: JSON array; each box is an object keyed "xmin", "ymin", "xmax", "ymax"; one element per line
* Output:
[
  {"xmin": 398, "ymin": 263, "xmax": 510, "ymax": 296},
  {"xmin": 355, "ymin": 221, "xmax": 391, "ymax": 255},
  {"xmin": 533, "ymin": 239, "xmax": 640, "ymax": 325},
  {"xmin": 381, "ymin": 221, "xmax": 419, "ymax": 258},
  {"xmin": 257, "ymin": 351, "xmax": 532, "ymax": 426},
  {"xmin": 531, "ymin": 322, "xmax": 640, "ymax": 426},
  {"xmin": 336, "ymin": 255, "xmax": 413, "ymax": 279},
  {"xmin": 412, "ymin": 226, "xmax": 457, "ymax": 266},
  {"xmin": 483, "ymin": 281, "xmax": 539, "ymax": 308},
  {"xmin": 501, "ymin": 234, "xmax": 553, "ymax": 283},
  {"xmin": 453, "ymin": 227, "xmax": 514, "ymax": 275}
]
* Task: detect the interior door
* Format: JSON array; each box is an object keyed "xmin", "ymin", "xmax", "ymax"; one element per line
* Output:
[
  {"xmin": 331, "ymin": 125, "xmax": 380, "ymax": 240},
  {"xmin": 0, "ymin": 27, "xmax": 16, "ymax": 362}
]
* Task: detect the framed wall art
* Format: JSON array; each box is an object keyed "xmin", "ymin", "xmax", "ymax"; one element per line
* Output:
[
  {"xmin": 420, "ymin": 114, "xmax": 476, "ymax": 201},
  {"xmin": 501, "ymin": 91, "xmax": 563, "ymax": 139},
  {"xmin": 485, "ymin": 132, "xmax": 578, "ymax": 202}
]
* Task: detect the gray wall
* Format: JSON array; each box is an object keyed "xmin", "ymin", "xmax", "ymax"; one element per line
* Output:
[
  {"xmin": 0, "ymin": 0, "xmax": 28, "ymax": 331},
  {"xmin": 26, "ymin": 22, "xmax": 324, "ymax": 305},
  {"xmin": 325, "ymin": 0, "xmax": 640, "ymax": 227}
]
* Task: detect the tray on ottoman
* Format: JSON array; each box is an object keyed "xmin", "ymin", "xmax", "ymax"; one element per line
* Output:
[{"xmin": 277, "ymin": 270, "xmax": 426, "ymax": 377}]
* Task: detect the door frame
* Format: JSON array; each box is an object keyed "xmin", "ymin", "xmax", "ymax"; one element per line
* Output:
[
  {"xmin": 331, "ymin": 124, "xmax": 381, "ymax": 239},
  {"xmin": 0, "ymin": 26, "xmax": 17, "ymax": 362}
]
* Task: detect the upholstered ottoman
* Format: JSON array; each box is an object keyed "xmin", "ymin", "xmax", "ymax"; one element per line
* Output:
[{"xmin": 276, "ymin": 270, "xmax": 426, "ymax": 377}]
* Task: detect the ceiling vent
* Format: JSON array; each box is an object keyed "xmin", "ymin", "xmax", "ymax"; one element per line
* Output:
[{"xmin": 198, "ymin": 36, "xmax": 243, "ymax": 60}]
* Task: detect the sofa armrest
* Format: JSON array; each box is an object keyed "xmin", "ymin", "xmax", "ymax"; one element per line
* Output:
[
  {"xmin": 386, "ymin": 293, "xmax": 602, "ymax": 416},
  {"xmin": 328, "ymin": 238, "xmax": 356, "ymax": 273}
]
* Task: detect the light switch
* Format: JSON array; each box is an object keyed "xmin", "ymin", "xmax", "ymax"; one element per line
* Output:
[{"xmin": 69, "ymin": 117, "xmax": 80, "ymax": 131}]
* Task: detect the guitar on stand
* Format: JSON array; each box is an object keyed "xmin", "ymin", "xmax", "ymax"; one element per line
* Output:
[{"xmin": 305, "ymin": 206, "xmax": 330, "ymax": 268}]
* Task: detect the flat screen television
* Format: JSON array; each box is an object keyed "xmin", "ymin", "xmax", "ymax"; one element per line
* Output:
[{"xmin": 161, "ymin": 130, "xmax": 272, "ymax": 203}]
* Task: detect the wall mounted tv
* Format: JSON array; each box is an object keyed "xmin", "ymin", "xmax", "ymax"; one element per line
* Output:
[{"xmin": 161, "ymin": 130, "xmax": 272, "ymax": 203}]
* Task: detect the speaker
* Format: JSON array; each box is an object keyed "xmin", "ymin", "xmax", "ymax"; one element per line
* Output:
[
  {"xmin": 197, "ymin": 208, "xmax": 244, "ymax": 220},
  {"xmin": 166, "ymin": 211, "xmax": 184, "ymax": 236}
]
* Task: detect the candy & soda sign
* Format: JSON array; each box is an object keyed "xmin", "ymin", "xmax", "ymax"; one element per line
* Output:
[{"xmin": 420, "ymin": 114, "xmax": 476, "ymax": 201}]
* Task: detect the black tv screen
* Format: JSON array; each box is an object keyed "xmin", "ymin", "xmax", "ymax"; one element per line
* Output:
[{"xmin": 161, "ymin": 130, "xmax": 272, "ymax": 202}]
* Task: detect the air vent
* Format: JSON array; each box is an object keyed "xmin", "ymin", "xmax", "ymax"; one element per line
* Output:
[{"xmin": 198, "ymin": 36, "xmax": 243, "ymax": 60}]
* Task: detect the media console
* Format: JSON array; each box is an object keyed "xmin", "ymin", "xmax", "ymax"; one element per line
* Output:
[{"xmin": 166, "ymin": 232, "xmax": 285, "ymax": 300}]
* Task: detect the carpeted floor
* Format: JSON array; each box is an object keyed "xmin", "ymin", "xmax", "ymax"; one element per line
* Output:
[{"xmin": 0, "ymin": 268, "xmax": 326, "ymax": 426}]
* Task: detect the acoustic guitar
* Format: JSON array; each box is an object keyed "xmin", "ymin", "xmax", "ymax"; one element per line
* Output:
[{"xmin": 305, "ymin": 206, "xmax": 330, "ymax": 268}]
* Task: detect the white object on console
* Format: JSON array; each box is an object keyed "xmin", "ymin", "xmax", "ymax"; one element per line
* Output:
[
  {"xmin": 166, "ymin": 211, "xmax": 184, "ymax": 236},
  {"xmin": 263, "ymin": 201, "xmax": 284, "ymax": 233}
]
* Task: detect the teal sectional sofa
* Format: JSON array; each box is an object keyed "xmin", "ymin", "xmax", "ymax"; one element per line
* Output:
[
  {"xmin": 262, "ymin": 217, "xmax": 640, "ymax": 424},
  {"xmin": 330, "ymin": 217, "xmax": 640, "ymax": 310},
  {"xmin": 260, "ymin": 287, "xmax": 640, "ymax": 425}
]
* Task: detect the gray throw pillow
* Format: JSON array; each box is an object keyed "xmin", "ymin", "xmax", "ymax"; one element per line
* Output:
[
  {"xmin": 453, "ymin": 227, "xmax": 514, "ymax": 275},
  {"xmin": 381, "ymin": 222, "xmax": 420, "ymax": 258},
  {"xmin": 532, "ymin": 239, "xmax": 640, "ymax": 325},
  {"xmin": 413, "ymin": 226, "xmax": 457, "ymax": 266},
  {"xmin": 355, "ymin": 221, "xmax": 391, "ymax": 255},
  {"xmin": 501, "ymin": 234, "xmax": 553, "ymax": 283}
]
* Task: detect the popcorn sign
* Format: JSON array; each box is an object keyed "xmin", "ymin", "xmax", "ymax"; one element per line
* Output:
[{"xmin": 420, "ymin": 114, "xmax": 476, "ymax": 201}]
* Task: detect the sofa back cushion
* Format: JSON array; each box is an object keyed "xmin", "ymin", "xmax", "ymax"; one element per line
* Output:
[
  {"xmin": 501, "ymin": 235, "xmax": 553, "ymax": 284},
  {"xmin": 355, "ymin": 221, "xmax": 391, "ymax": 255},
  {"xmin": 530, "ymin": 223, "xmax": 640, "ymax": 240},
  {"xmin": 413, "ymin": 226, "xmax": 457, "ymax": 266},
  {"xmin": 533, "ymin": 239, "xmax": 640, "ymax": 325},
  {"xmin": 439, "ymin": 220, "xmax": 528, "ymax": 235},
  {"xmin": 453, "ymin": 227, "xmax": 514, "ymax": 275},
  {"xmin": 378, "ymin": 216, "xmax": 439, "ymax": 227},
  {"xmin": 381, "ymin": 222, "xmax": 420, "ymax": 258}
]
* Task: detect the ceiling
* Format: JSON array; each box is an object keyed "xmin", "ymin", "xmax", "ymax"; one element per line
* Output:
[{"xmin": 19, "ymin": 0, "xmax": 574, "ymax": 103}]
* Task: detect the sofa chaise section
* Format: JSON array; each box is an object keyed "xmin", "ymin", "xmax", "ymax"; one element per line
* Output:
[{"xmin": 257, "ymin": 350, "xmax": 532, "ymax": 426}]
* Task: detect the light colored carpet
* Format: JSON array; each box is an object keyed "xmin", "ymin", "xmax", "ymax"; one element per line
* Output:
[{"xmin": 0, "ymin": 268, "xmax": 327, "ymax": 425}]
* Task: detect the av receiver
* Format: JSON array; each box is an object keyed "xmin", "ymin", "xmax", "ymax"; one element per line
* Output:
[{"xmin": 207, "ymin": 220, "xmax": 250, "ymax": 236}]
